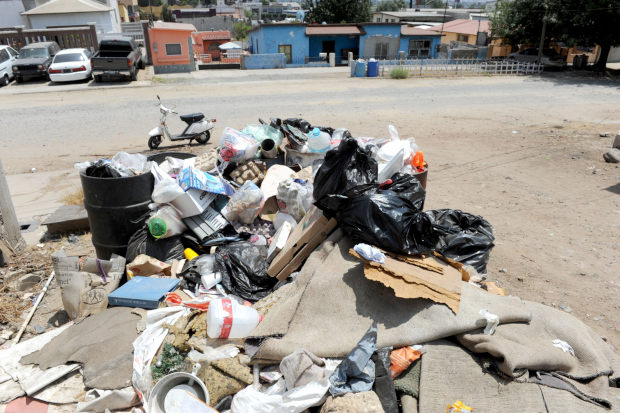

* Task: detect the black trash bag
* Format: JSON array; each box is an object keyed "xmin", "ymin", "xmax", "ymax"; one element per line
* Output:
[
  {"xmin": 372, "ymin": 347, "xmax": 398, "ymax": 413},
  {"xmin": 313, "ymin": 137, "xmax": 378, "ymax": 205},
  {"xmin": 125, "ymin": 225, "xmax": 185, "ymax": 264},
  {"xmin": 214, "ymin": 242, "xmax": 278, "ymax": 302},
  {"xmin": 380, "ymin": 173, "xmax": 426, "ymax": 211},
  {"xmin": 425, "ymin": 209, "xmax": 495, "ymax": 274},
  {"xmin": 318, "ymin": 184, "xmax": 436, "ymax": 256},
  {"xmin": 283, "ymin": 118, "xmax": 313, "ymax": 133},
  {"xmin": 85, "ymin": 160, "xmax": 123, "ymax": 178}
]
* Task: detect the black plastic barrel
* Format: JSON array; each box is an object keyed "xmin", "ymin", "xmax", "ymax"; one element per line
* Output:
[
  {"xmin": 81, "ymin": 172, "xmax": 154, "ymax": 260},
  {"xmin": 147, "ymin": 152, "xmax": 196, "ymax": 164}
]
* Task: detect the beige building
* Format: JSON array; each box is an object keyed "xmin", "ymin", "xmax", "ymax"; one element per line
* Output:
[{"xmin": 428, "ymin": 19, "xmax": 490, "ymax": 45}]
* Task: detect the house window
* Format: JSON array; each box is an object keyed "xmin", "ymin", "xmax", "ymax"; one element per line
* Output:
[
  {"xmin": 165, "ymin": 43, "xmax": 182, "ymax": 56},
  {"xmin": 375, "ymin": 42, "xmax": 389, "ymax": 59},
  {"xmin": 279, "ymin": 44, "xmax": 292, "ymax": 64},
  {"xmin": 457, "ymin": 34, "xmax": 469, "ymax": 42},
  {"xmin": 375, "ymin": 17, "xmax": 381, "ymax": 22},
  {"xmin": 409, "ymin": 39, "xmax": 431, "ymax": 58}
]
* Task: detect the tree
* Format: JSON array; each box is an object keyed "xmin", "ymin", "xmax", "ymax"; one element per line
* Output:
[
  {"xmin": 233, "ymin": 21, "xmax": 252, "ymax": 40},
  {"xmin": 491, "ymin": 0, "xmax": 620, "ymax": 71},
  {"xmin": 261, "ymin": 0, "xmax": 269, "ymax": 5},
  {"xmin": 161, "ymin": 4, "xmax": 172, "ymax": 21},
  {"xmin": 376, "ymin": 0, "xmax": 406, "ymax": 12},
  {"xmin": 303, "ymin": 0, "xmax": 372, "ymax": 24}
]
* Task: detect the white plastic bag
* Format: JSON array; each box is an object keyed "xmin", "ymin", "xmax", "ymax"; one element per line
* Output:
[
  {"xmin": 132, "ymin": 306, "xmax": 191, "ymax": 402},
  {"xmin": 151, "ymin": 162, "xmax": 185, "ymax": 204},
  {"xmin": 219, "ymin": 127, "xmax": 260, "ymax": 163},
  {"xmin": 111, "ymin": 151, "xmax": 149, "ymax": 176},
  {"xmin": 222, "ymin": 181, "xmax": 264, "ymax": 224},
  {"xmin": 231, "ymin": 378, "xmax": 330, "ymax": 413},
  {"xmin": 276, "ymin": 179, "xmax": 313, "ymax": 222}
]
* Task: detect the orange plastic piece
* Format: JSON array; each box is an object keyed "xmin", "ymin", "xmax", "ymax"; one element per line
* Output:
[{"xmin": 389, "ymin": 346, "xmax": 422, "ymax": 379}]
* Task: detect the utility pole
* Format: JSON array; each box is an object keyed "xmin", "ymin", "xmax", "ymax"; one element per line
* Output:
[{"xmin": 537, "ymin": 6, "xmax": 548, "ymax": 65}]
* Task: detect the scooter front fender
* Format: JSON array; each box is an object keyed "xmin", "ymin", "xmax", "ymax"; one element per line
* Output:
[{"xmin": 148, "ymin": 126, "xmax": 163, "ymax": 137}]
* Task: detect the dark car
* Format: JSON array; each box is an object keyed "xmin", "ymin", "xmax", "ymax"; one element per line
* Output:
[{"xmin": 12, "ymin": 41, "xmax": 61, "ymax": 82}]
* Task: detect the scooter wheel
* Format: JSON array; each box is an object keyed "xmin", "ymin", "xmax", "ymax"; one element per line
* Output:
[
  {"xmin": 148, "ymin": 135, "xmax": 162, "ymax": 150},
  {"xmin": 195, "ymin": 131, "xmax": 210, "ymax": 145}
]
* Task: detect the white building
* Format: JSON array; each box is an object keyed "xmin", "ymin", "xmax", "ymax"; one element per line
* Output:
[
  {"xmin": 21, "ymin": 0, "xmax": 121, "ymax": 35},
  {"xmin": 0, "ymin": 0, "xmax": 30, "ymax": 27}
]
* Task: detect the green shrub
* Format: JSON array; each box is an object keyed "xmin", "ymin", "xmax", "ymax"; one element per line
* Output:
[{"xmin": 390, "ymin": 67, "xmax": 409, "ymax": 79}]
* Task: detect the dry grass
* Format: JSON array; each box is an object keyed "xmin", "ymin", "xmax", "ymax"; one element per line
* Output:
[
  {"xmin": 0, "ymin": 285, "xmax": 29, "ymax": 325},
  {"xmin": 61, "ymin": 188, "xmax": 84, "ymax": 206}
]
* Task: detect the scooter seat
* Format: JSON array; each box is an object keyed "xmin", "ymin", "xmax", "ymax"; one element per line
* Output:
[{"xmin": 180, "ymin": 113, "xmax": 205, "ymax": 124}]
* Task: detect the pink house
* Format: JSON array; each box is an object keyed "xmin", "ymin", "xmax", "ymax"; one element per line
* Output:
[{"xmin": 149, "ymin": 21, "xmax": 197, "ymax": 74}]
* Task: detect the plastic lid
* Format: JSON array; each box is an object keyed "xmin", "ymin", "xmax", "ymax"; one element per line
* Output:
[
  {"xmin": 310, "ymin": 127, "xmax": 320, "ymax": 137},
  {"xmin": 148, "ymin": 217, "xmax": 167, "ymax": 239}
]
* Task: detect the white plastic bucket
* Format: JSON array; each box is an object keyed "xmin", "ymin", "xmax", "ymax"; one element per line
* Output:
[{"xmin": 206, "ymin": 298, "xmax": 262, "ymax": 339}]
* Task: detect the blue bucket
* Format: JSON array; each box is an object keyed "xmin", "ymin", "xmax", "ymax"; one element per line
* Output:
[
  {"xmin": 367, "ymin": 61, "xmax": 378, "ymax": 77},
  {"xmin": 355, "ymin": 61, "xmax": 366, "ymax": 77}
]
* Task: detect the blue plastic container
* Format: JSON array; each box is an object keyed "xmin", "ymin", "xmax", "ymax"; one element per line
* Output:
[
  {"xmin": 367, "ymin": 61, "xmax": 378, "ymax": 77},
  {"xmin": 355, "ymin": 60, "xmax": 366, "ymax": 77}
]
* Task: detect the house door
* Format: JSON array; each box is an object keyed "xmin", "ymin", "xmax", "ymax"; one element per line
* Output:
[
  {"xmin": 278, "ymin": 44, "xmax": 292, "ymax": 64},
  {"xmin": 322, "ymin": 40, "xmax": 335, "ymax": 55}
]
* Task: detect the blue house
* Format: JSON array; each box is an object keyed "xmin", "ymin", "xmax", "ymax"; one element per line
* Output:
[{"xmin": 248, "ymin": 23, "xmax": 442, "ymax": 66}]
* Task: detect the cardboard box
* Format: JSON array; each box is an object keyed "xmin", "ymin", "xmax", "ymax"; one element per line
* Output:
[
  {"xmin": 267, "ymin": 206, "xmax": 337, "ymax": 280},
  {"xmin": 171, "ymin": 189, "xmax": 217, "ymax": 218},
  {"xmin": 175, "ymin": 167, "xmax": 234, "ymax": 218},
  {"xmin": 183, "ymin": 206, "xmax": 229, "ymax": 242},
  {"xmin": 350, "ymin": 248, "xmax": 470, "ymax": 314}
]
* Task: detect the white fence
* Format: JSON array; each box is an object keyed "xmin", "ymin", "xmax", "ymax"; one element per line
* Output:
[{"xmin": 375, "ymin": 59, "xmax": 543, "ymax": 78}]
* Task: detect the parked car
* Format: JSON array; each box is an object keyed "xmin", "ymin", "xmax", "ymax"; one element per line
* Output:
[
  {"xmin": 0, "ymin": 45, "xmax": 19, "ymax": 86},
  {"xmin": 91, "ymin": 37, "xmax": 143, "ymax": 82},
  {"xmin": 48, "ymin": 48, "xmax": 93, "ymax": 83},
  {"xmin": 508, "ymin": 48, "xmax": 566, "ymax": 69},
  {"xmin": 12, "ymin": 41, "xmax": 60, "ymax": 82}
]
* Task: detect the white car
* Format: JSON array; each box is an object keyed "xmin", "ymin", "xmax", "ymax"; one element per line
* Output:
[
  {"xmin": 0, "ymin": 45, "xmax": 18, "ymax": 86},
  {"xmin": 48, "ymin": 48, "xmax": 93, "ymax": 82}
]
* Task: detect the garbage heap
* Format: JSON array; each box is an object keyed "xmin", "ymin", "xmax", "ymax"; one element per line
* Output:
[{"xmin": 2, "ymin": 120, "xmax": 619, "ymax": 413}]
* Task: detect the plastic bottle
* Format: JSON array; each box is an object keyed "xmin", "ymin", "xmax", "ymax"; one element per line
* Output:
[
  {"xmin": 306, "ymin": 127, "xmax": 331, "ymax": 153},
  {"xmin": 206, "ymin": 298, "xmax": 262, "ymax": 339},
  {"xmin": 148, "ymin": 205, "xmax": 186, "ymax": 239},
  {"xmin": 330, "ymin": 128, "xmax": 348, "ymax": 148}
]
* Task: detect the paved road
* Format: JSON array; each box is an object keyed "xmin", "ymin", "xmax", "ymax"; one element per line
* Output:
[{"xmin": 2, "ymin": 68, "xmax": 619, "ymax": 175}]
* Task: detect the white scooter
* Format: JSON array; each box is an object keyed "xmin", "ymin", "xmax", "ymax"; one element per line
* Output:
[{"xmin": 148, "ymin": 95, "xmax": 216, "ymax": 150}]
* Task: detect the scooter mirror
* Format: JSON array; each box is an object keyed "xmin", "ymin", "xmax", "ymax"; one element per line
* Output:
[{"xmin": 157, "ymin": 95, "xmax": 160, "ymax": 101}]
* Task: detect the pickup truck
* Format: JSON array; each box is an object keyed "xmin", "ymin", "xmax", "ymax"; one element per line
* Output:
[{"xmin": 91, "ymin": 37, "xmax": 143, "ymax": 82}]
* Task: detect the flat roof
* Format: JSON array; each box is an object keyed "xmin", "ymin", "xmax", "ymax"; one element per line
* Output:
[
  {"xmin": 401, "ymin": 26, "xmax": 438, "ymax": 36},
  {"xmin": 306, "ymin": 25, "xmax": 362, "ymax": 36},
  {"xmin": 152, "ymin": 21, "xmax": 197, "ymax": 32}
]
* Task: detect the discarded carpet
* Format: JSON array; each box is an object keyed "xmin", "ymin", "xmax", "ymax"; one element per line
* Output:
[
  {"xmin": 457, "ymin": 300, "xmax": 620, "ymax": 409},
  {"xmin": 252, "ymin": 234, "xmax": 531, "ymax": 362},
  {"xmin": 22, "ymin": 307, "xmax": 144, "ymax": 389},
  {"xmin": 418, "ymin": 340, "xmax": 620, "ymax": 412}
]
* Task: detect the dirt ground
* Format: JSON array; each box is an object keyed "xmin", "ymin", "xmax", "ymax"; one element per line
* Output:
[{"xmin": 0, "ymin": 70, "xmax": 619, "ymax": 351}]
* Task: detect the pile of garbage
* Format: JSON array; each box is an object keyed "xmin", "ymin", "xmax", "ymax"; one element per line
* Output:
[{"xmin": 1, "ymin": 119, "xmax": 618, "ymax": 413}]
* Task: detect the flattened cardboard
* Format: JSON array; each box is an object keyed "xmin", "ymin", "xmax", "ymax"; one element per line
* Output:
[
  {"xmin": 267, "ymin": 206, "xmax": 337, "ymax": 280},
  {"xmin": 350, "ymin": 249, "xmax": 469, "ymax": 313}
]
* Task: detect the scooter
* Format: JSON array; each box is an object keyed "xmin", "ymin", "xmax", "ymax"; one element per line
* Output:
[{"xmin": 148, "ymin": 95, "xmax": 216, "ymax": 150}]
